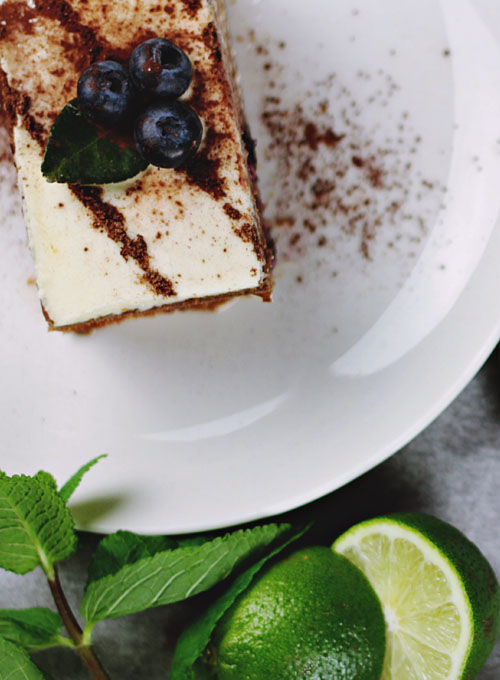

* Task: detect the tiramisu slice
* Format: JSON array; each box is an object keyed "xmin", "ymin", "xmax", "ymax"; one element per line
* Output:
[{"xmin": 0, "ymin": 0, "xmax": 272, "ymax": 332}]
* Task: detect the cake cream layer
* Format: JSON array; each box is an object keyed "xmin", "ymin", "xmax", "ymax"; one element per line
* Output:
[{"xmin": 0, "ymin": 0, "xmax": 271, "ymax": 329}]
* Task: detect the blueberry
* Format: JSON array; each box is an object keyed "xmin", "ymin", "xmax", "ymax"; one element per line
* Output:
[
  {"xmin": 134, "ymin": 101, "xmax": 203, "ymax": 169},
  {"xmin": 130, "ymin": 38, "xmax": 193, "ymax": 98},
  {"xmin": 77, "ymin": 61, "xmax": 134, "ymax": 125}
]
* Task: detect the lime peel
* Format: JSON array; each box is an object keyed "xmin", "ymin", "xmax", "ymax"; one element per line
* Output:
[{"xmin": 209, "ymin": 546, "xmax": 385, "ymax": 680}]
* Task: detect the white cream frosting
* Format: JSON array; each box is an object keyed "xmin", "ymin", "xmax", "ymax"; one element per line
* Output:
[{"xmin": 14, "ymin": 125, "xmax": 264, "ymax": 327}]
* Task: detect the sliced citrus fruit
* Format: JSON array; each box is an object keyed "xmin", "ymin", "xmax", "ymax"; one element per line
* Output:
[{"xmin": 333, "ymin": 513, "xmax": 500, "ymax": 680}]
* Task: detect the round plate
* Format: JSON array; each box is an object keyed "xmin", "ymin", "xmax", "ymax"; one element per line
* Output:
[{"xmin": 2, "ymin": 0, "xmax": 500, "ymax": 534}]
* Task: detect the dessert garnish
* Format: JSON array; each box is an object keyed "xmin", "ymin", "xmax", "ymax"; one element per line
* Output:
[
  {"xmin": 134, "ymin": 101, "xmax": 203, "ymax": 168},
  {"xmin": 77, "ymin": 60, "xmax": 135, "ymax": 126},
  {"xmin": 41, "ymin": 38, "xmax": 203, "ymax": 185},
  {"xmin": 41, "ymin": 100, "xmax": 148, "ymax": 185},
  {"xmin": 130, "ymin": 38, "xmax": 193, "ymax": 98}
]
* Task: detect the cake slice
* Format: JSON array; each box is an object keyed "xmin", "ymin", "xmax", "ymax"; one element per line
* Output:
[{"xmin": 0, "ymin": 0, "xmax": 272, "ymax": 332}]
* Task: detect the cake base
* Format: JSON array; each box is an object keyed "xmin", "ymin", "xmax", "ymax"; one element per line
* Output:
[{"xmin": 43, "ymin": 281, "xmax": 272, "ymax": 334}]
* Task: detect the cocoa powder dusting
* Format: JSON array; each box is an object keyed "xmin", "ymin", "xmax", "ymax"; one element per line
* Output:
[
  {"xmin": 71, "ymin": 186, "xmax": 176, "ymax": 297},
  {"xmin": 253, "ymin": 39, "xmax": 443, "ymax": 263},
  {"xmin": 182, "ymin": 0, "xmax": 202, "ymax": 17},
  {"xmin": 0, "ymin": 123, "xmax": 17, "ymax": 207},
  {"xmin": 183, "ymin": 151, "xmax": 225, "ymax": 200},
  {"xmin": 234, "ymin": 222, "xmax": 256, "ymax": 244},
  {"xmin": 19, "ymin": 0, "xmax": 111, "ymax": 62},
  {"xmin": 0, "ymin": 69, "xmax": 46, "ymax": 147},
  {"xmin": 223, "ymin": 203, "xmax": 242, "ymax": 220}
]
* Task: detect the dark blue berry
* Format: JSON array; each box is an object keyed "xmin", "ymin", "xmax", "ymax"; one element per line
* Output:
[
  {"xmin": 77, "ymin": 61, "xmax": 134, "ymax": 125},
  {"xmin": 129, "ymin": 38, "xmax": 193, "ymax": 98},
  {"xmin": 134, "ymin": 101, "xmax": 203, "ymax": 169}
]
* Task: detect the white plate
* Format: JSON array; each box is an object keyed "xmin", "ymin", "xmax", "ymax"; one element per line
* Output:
[{"xmin": 2, "ymin": 0, "xmax": 500, "ymax": 534}]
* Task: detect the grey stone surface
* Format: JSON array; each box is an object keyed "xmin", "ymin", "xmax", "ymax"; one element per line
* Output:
[{"xmin": 1, "ymin": 349, "xmax": 500, "ymax": 679}]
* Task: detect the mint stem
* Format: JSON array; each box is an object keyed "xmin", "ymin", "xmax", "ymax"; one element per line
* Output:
[
  {"xmin": 48, "ymin": 567, "xmax": 111, "ymax": 680},
  {"xmin": 48, "ymin": 568, "xmax": 82, "ymax": 644}
]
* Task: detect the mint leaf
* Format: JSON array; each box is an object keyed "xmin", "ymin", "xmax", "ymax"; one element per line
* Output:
[
  {"xmin": 34, "ymin": 472, "xmax": 58, "ymax": 491},
  {"xmin": 0, "ymin": 608, "xmax": 71, "ymax": 651},
  {"xmin": 0, "ymin": 636, "xmax": 52, "ymax": 679},
  {"xmin": 174, "ymin": 536, "xmax": 214, "ymax": 549},
  {"xmin": 87, "ymin": 530, "xmax": 176, "ymax": 584},
  {"xmin": 86, "ymin": 531, "xmax": 214, "ymax": 585},
  {"xmin": 41, "ymin": 101, "xmax": 148, "ymax": 185},
  {"xmin": 81, "ymin": 523, "xmax": 292, "ymax": 626},
  {"xmin": 59, "ymin": 455, "xmax": 107, "ymax": 504},
  {"xmin": 0, "ymin": 473, "xmax": 77, "ymax": 577},
  {"xmin": 170, "ymin": 524, "xmax": 310, "ymax": 680}
]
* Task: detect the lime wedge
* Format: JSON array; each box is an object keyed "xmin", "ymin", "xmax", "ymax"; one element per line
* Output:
[{"xmin": 333, "ymin": 513, "xmax": 500, "ymax": 680}]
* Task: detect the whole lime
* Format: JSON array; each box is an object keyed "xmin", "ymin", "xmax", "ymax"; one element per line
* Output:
[{"xmin": 206, "ymin": 546, "xmax": 385, "ymax": 680}]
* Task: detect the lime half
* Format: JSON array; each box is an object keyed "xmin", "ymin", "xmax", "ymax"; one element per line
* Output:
[{"xmin": 333, "ymin": 513, "xmax": 500, "ymax": 680}]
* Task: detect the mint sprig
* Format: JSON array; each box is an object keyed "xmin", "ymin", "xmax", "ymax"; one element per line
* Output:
[
  {"xmin": 41, "ymin": 101, "xmax": 148, "ymax": 185},
  {"xmin": 0, "ymin": 457, "xmax": 309, "ymax": 680},
  {"xmin": 81, "ymin": 523, "xmax": 291, "ymax": 627},
  {"xmin": 0, "ymin": 458, "xmax": 109, "ymax": 679}
]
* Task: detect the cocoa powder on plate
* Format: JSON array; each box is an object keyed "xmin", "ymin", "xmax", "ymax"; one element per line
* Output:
[{"xmin": 252, "ymin": 38, "xmax": 444, "ymax": 265}]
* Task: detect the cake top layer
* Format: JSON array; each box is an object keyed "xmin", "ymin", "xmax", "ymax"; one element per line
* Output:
[{"xmin": 0, "ymin": 0, "xmax": 253, "ymax": 212}]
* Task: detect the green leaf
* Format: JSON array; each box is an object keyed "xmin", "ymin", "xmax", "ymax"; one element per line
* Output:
[
  {"xmin": 174, "ymin": 536, "xmax": 214, "ymax": 549},
  {"xmin": 0, "ymin": 608, "xmax": 71, "ymax": 651},
  {"xmin": 34, "ymin": 472, "xmax": 58, "ymax": 491},
  {"xmin": 59, "ymin": 455, "xmax": 107, "ymax": 504},
  {"xmin": 87, "ymin": 530, "xmax": 177, "ymax": 584},
  {"xmin": 0, "ymin": 473, "xmax": 77, "ymax": 578},
  {"xmin": 41, "ymin": 100, "xmax": 148, "ymax": 185},
  {"xmin": 86, "ymin": 531, "xmax": 214, "ymax": 586},
  {"xmin": 81, "ymin": 523, "xmax": 292, "ymax": 626},
  {"xmin": 170, "ymin": 524, "xmax": 310, "ymax": 680},
  {"xmin": 0, "ymin": 636, "xmax": 52, "ymax": 679}
]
